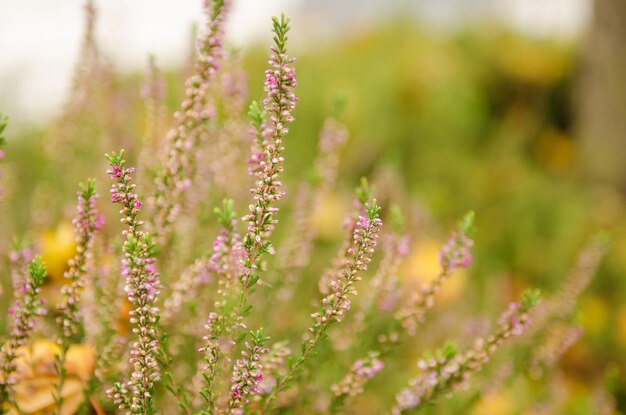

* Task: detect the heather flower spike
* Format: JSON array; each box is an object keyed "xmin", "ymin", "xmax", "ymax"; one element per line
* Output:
[
  {"xmin": 53, "ymin": 179, "xmax": 102, "ymax": 413},
  {"xmin": 396, "ymin": 210, "xmax": 475, "ymax": 336},
  {"xmin": 0, "ymin": 256, "xmax": 47, "ymax": 412},
  {"xmin": 227, "ymin": 328, "xmax": 270, "ymax": 414},
  {"xmin": 391, "ymin": 289, "xmax": 541, "ymax": 414},
  {"xmin": 105, "ymin": 150, "xmax": 162, "ymax": 415},
  {"xmin": 151, "ymin": 0, "xmax": 228, "ymax": 246},
  {"xmin": 331, "ymin": 351, "xmax": 384, "ymax": 411},
  {"xmin": 241, "ymin": 12, "xmax": 298, "ymax": 292},
  {"xmin": 261, "ymin": 183, "xmax": 382, "ymax": 410}
]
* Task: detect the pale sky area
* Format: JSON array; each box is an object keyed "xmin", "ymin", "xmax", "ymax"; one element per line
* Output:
[{"xmin": 0, "ymin": 0, "xmax": 591, "ymax": 124}]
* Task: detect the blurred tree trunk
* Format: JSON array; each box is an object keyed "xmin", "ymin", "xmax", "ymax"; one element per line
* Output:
[{"xmin": 577, "ymin": 0, "xmax": 626, "ymax": 190}]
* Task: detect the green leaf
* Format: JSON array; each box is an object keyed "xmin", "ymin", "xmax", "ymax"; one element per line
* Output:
[
  {"xmin": 28, "ymin": 256, "xmax": 47, "ymax": 286},
  {"xmin": 521, "ymin": 288, "xmax": 541, "ymax": 312},
  {"xmin": 458, "ymin": 211, "xmax": 475, "ymax": 235}
]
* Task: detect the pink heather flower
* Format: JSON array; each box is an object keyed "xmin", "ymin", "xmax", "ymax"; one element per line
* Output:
[
  {"xmin": 331, "ymin": 351, "xmax": 384, "ymax": 399},
  {"xmin": 149, "ymin": 0, "xmax": 229, "ymax": 246},
  {"xmin": 57, "ymin": 180, "xmax": 102, "ymax": 339},
  {"xmin": 0, "ymin": 257, "xmax": 47, "ymax": 403},
  {"xmin": 8, "ymin": 246, "xmax": 34, "ymax": 301},
  {"xmin": 257, "ymin": 196, "xmax": 383, "ymax": 410},
  {"xmin": 240, "ymin": 15, "xmax": 298, "ymax": 292},
  {"xmin": 228, "ymin": 329, "xmax": 269, "ymax": 413},
  {"xmin": 392, "ymin": 293, "xmax": 540, "ymax": 414},
  {"xmin": 105, "ymin": 151, "xmax": 162, "ymax": 414},
  {"xmin": 439, "ymin": 231, "xmax": 473, "ymax": 273},
  {"xmin": 396, "ymin": 213, "xmax": 475, "ymax": 336}
]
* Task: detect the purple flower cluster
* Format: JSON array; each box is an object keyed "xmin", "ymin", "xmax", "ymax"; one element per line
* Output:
[
  {"xmin": 198, "ymin": 312, "xmax": 224, "ymax": 411},
  {"xmin": 57, "ymin": 180, "xmax": 103, "ymax": 339},
  {"xmin": 396, "ymin": 213, "xmax": 475, "ymax": 336},
  {"xmin": 331, "ymin": 351, "xmax": 384, "ymax": 399},
  {"xmin": 312, "ymin": 208, "xmax": 382, "ymax": 332},
  {"xmin": 228, "ymin": 330, "xmax": 269, "ymax": 414},
  {"xmin": 439, "ymin": 231, "xmax": 473, "ymax": 273},
  {"xmin": 8, "ymin": 246, "xmax": 34, "ymax": 302},
  {"xmin": 162, "ymin": 217, "xmax": 243, "ymax": 323},
  {"xmin": 241, "ymin": 15, "xmax": 298, "ymax": 289},
  {"xmin": 392, "ymin": 291, "xmax": 540, "ymax": 414},
  {"xmin": 106, "ymin": 151, "xmax": 161, "ymax": 414},
  {"xmin": 151, "ymin": 0, "xmax": 228, "ymax": 245},
  {"xmin": 0, "ymin": 257, "xmax": 47, "ymax": 407}
]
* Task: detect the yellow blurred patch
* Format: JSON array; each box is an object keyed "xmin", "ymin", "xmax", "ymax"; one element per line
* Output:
[
  {"xmin": 7, "ymin": 339, "xmax": 95, "ymax": 415},
  {"xmin": 534, "ymin": 128, "xmax": 574, "ymax": 173},
  {"xmin": 311, "ymin": 191, "xmax": 350, "ymax": 241},
  {"xmin": 41, "ymin": 221, "xmax": 76, "ymax": 282},
  {"xmin": 578, "ymin": 295, "xmax": 609, "ymax": 335},
  {"xmin": 400, "ymin": 239, "xmax": 467, "ymax": 305},
  {"xmin": 470, "ymin": 390, "xmax": 516, "ymax": 415},
  {"xmin": 497, "ymin": 38, "xmax": 569, "ymax": 86}
]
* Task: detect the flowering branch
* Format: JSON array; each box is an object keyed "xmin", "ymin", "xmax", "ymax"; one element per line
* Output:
[
  {"xmin": 150, "ymin": 0, "xmax": 228, "ymax": 246},
  {"xmin": 8, "ymin": 240, "xmax": 33, "ymax": 301},
  {"xmin": 53, "ymin": 179, "xmax": 103, "ymax": 413},
  {"xmin": 395, "ymin": 211, "xmax": 475, "ymax": 336},
  {"xmin": 330, "ymin": 351, "xmax": 384, "ymax": 412},
  {"xmin": 227, "ymin": 329, "xmax": 270, "ymax": 414},
  {"xmin": 277, "ymin": 112, "xmax": 349, "ymax": 286},
  {"xmin": 390, "ymin": 289, "xmax": 542, "ymax": 414},
  {"xmin": 105, "ymin": 150, "xmax": 162, "ymax": 415},
  {"xmin": 261, "ymin": 183, "xmax": 382, "ymax": 410},
  {"xmin": 0, "ymin": 256, "xmax": 47, "ymax": 413},
  {"xmin": 241, "ymin": 14, "xmax": 298, "ymax": 291}
]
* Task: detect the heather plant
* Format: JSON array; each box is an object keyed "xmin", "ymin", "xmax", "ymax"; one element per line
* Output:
[{"xmin": 0, "ymin": 1, "xmax": 613, "ymax": 414}]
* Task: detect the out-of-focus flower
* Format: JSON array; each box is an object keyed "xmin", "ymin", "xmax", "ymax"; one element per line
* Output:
[
  {"xmin": 470, "ymin": 390, "xmax": 516, "ymax": 415},
  {"xmin": 41, "ymin": 221, "xmax": 76, "ymax": 283},
  {"xmin": 400, "ymin": 239, "xmax": 467, "ymax": 305},
  {"xmin": 6, "ymin": 340, "xmax": 95, "ymax": 415}
]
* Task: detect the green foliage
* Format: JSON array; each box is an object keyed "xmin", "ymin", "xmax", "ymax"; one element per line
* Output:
[
  {"xmin": 521, "ymin": 288, "xmax": 542, "ymax": 312},
  {"xmin": 214, "ymin": 199, "xmax": 236, "ymax": 228},
  {"xmin": 271, "ymin": 14, "xmax": 291, "ymax": 54},
  {"xmin": 0, "ymin": 113, "xmax": 8, "ymax": 147},
  {"xmin": 28, "ymin": 255, "xmax": 47, "ymax": 286}
]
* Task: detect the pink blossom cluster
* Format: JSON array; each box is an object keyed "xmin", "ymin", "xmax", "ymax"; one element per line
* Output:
[
  {"xmin": 106, "ymin": 153, "xmax": 161, "ymax": 414},
  {"xmin": 439, "ymin": 230, "xmax": 473, "ymax": 273},
  {"xmin": 311, "ymin": 207, "xmax": 382, "ymax": 338},
  {"xmin": 150, "ymin": 0, "xmax": 229, "ymax": 245},
  {"xmin": 392, "ymin": 295, "xmax": 538, "ymax": 414},
  {"xmin": 331, "ymin": 351, "xmax": 384, "ymax": 399},
  {"xmin": 162, "ymin": 219, "xmax": 243, "ymax": 323},
  {"xmin": 8, "ymin": 246, "xmax": 34, "ymax": 302},
  {"xmin": 197, "ymin": 312, "xmax": 224, "ymax": 411},
  {"xmin": 396, "ymin": 216, "xmax": 474, "ymax": 336},
  {"xmin": 228, "ymin": 332, "xmax": 269, "ymax": 414},
  {"xmin": 57, "ymin": 181, "xmax": 103, "ymax": 339},
  {"xmin": 0, "ymin": 257, "xmax": 46, "ymax": 403},
  {"xmin": 241, "ymin": 15, "xmax": 298, "ymax": 290}
]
